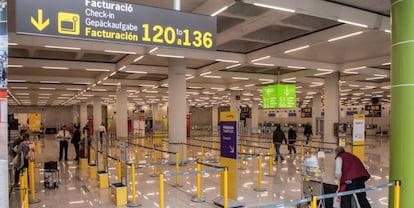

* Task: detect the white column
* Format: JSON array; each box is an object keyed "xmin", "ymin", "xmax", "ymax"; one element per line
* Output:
[
  {"xmin": 73, "ymin": 105, "xmax": 80, "ymax": 126},
  {"xmin": 93, "ymin": 96, "xmax": 102, "ymax": 136},
  {"xmin": 230, "ymin": 91, "xmax": 240, "ymax": 114},
  {"xmin": 312, "ymin": 93, "xmax": 322, "ymax": 135},
  {"xmin": 251, "ymin": 101, "xmax": 259, "ymax": 133},
  {"xmin": 80, "ymin": 102, "xmax": 87, "ymax": 129},
  {"xmin": 152, "ymin": 103, "xmax": 160, "ymax": 120},
  {"xmin": 324, "ymin": 72, "xmax": 340, "ymax": 146},
  {"xmin": 116, "ymin": 88, "xmax": 128, "ymax": 138},
  {"xmin": 212, "ymin": 105, "xmax": 218, "ymax": 131},
  {"xmin": 168, "ymin": 58, "xmax": 187, "ymax": 160}
]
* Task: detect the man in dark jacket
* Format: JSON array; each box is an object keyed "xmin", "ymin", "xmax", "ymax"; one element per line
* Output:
[
  {"xmin": 335, "ymin": 146, "xmax": 371, "ymax": 208},
  {"xmin": 304, "ymin": 123, "xmax": 312, "ymax": 144},
  {"xmin": 287, "ymin": 125, "xmax": 297, "ymax": 154},
  {"xmin": 272, "ymin": 125, "xmax": 287, "ymax": 162},
  {"xmin": 71, "ymin": 126, "xmax": 81, "ymax": 161}
]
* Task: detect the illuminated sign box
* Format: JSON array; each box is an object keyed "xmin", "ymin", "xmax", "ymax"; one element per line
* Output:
[{"xmin": 262, "ymin": 84, "xmax": 296, "ymax": 109}]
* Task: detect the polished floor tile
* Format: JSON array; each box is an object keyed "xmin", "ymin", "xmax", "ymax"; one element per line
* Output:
[{"xmin": 10, "ymin": 133, "xmax": 390, "ymax": 207}]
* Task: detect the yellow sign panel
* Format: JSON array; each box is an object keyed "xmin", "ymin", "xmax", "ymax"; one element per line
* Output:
[
  {"xmin": 353, "ymin": 114, "xmax": 365, "ymax": 120},
  {"xmin": 58, "ymin": 12, "xmax": 80, "ymax": 35},
  {"xmin": 220, "ymin": 112, "xmax": 237, "ymax": 122}
]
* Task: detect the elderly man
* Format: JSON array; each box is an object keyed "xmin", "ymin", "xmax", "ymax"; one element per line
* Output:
[{"xmin": 335, "ymin": 146, "xmax": 371, "ymax": 208}]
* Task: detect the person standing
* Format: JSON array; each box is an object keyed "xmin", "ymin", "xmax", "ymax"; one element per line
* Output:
[
  {"xmin": 71, "ymin": 126, "xmax": 81, "ymax": 161},
  {"xmin": 12, "ymin": 131, "xmax": 28, "ymax": 188},
  {"xmin": 99, "ymin": 123, "xmax": 106, "ymax": 146},
  {"xmin": 304, "ymin": 123, "xmax": 313, "ymax": 144},
  {"xmin": 287, "ymin": 125, "xmax": 297, "ymax": 154},
  {"xmin": 335, "ymin": 146, "xmax": 371, "ymax": 208},
  {"xmin": 56, "ymin": 125, "xmax": 71, "ymax": 161},
  {"xmin": 272, "ymin": 125, "xmax": 287, "ymax": 162}
]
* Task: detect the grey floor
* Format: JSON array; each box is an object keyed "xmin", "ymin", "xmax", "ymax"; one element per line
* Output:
[{"xmin": 9, "ymin": 132, "xmax": 390, "ymax": 207}]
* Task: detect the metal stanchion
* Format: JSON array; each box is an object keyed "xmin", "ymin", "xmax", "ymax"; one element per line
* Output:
[
  {"xmin": 191, "ymin": 162, "xmax": 206, "ymax": 202},
  {"xmin": 150, "ymin": 149, "xmax": 157, "ymax": 177},
  {"xmin": 117, "ymin": 160, "xmax": 122, "ymax": 183},
  {"xmin": 254, "ymin": 154, "xmax": 265, "ymax": 192},
  {"xmin": 127, "ymin": 163, "xmax": 141, "ymax": 207},
  {"xmin": 394, "ymin": 180, "xmax": 401, "ymax": 208},
  {"xmin": 224, "ymin": 167, "xmax": 228, "ymax": 208},
  {"xmin": 159, "ymin": 173, "xmax": 164, "ymax": 208},
  {"xmin": 28, "ymin": 161, "xmax": 40, "ymax": 204},
  {"xmin": 172, "ymin": 153, "xmax": 182, "ymax": 187},
  {"xmin": 311, "ymin": 195, "xmax": 317, "ymax": 208}
]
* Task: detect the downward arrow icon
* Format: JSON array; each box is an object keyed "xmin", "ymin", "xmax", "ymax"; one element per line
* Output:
[
  {"xmin": 229, "ymin": 145, "xmax": 234, "ymax": 153},
  {"xmin": 31, "ymin": 9, "xmax": 50, "ymax": 31}
]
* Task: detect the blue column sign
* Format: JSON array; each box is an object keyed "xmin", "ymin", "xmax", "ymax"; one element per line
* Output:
[{"xmin": 220, "ymin": 121, "xmax": 237, "ymax": 159}]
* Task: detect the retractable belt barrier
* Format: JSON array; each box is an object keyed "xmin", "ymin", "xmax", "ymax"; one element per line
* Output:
[{"xmin": 253, "ymin": 181, "xmax": 401, "ymax": 208}]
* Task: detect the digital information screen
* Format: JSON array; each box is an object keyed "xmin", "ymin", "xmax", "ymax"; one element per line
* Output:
[{"xmin": 262, "ymin": 84, "xmax": 296, "ymax": 109}]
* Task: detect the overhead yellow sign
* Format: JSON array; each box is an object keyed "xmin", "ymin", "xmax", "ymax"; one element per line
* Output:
[{"xmin": 16, "ymin": 0, "xmax": 216, "ymax": 50}]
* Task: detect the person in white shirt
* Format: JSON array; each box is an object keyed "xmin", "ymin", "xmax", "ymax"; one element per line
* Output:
[
  {"xmin": 99, "ymin": 123, "xmax": 106, "ymax": 145},
  {"xmin": 56, "ymin": 125, "xmax": 71, "ymax": 161}
]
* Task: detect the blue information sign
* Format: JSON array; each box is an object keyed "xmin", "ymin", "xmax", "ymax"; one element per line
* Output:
[{"xmin": 220, "ymin": 121, "xmax": 237, "ymax": 159}]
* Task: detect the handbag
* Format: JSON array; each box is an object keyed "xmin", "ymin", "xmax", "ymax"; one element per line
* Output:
[{"xmin": 12, "ymin": 152, "xmax": 24, "ymax": 169}]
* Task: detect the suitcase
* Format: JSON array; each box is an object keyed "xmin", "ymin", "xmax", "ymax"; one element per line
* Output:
[{"xmin": 44, "ymin": 161, "xmax": 59, "ymax": 188}]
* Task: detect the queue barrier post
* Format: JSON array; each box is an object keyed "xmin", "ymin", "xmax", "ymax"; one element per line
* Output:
[
  {"xmin": 172, "ymin": 153, "xmax": 183, "ymax": 187},
  {"xmin": 34, "ymin": 139, "xmax": 39, "ymax": 165},
  {"xmin": 28, "ymin": 161, "xmax": 41, "ymax": 204},
  {"xmin": 191, "ymin": 162, "xmax": 206, "ymax": 202},
  {"xmin": 201, "ymin": 146, "xmax": 205, "ymax": 161},
  {"xmin": 267, "ymin": 151, "xmax": 274, "ymax": 177},
  {"xmin": 159, "ymin": 173, "xmax": 164, "ymax": 208},
  {"xmin": 254, "ymin": 154, "xmax": 266, "ymax": 192},
  {"xmin": 181, "ymin": 143, "xmax": 185, "ymax": 163},
  {"xmin": 117, "ymin": 160, "xmax": 122, "ymax": 183},
  {"xmin": 311, "ymin": 195, "xmax": 317, "ymax": 208},
  {"xmin": 394, "ymin": 180, "xmax": 401, "ymax": 208},
  {"xmin": 150, "ymin": 149, "xmax": 158, "ymax": 177},
  {"xmin": 127, "ymin": 162, "xmax": 141, "ymax": 207},
  {"xmin": 224, "ymin": 167, "xmax": 228, "ymax": 208},
  {"xmin": 22, "ymin": 168, "xmax": 28, "ymax": 208}
]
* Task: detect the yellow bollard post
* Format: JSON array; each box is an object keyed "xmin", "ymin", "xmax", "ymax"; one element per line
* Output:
[
  {"xmin": 311, "ymin": 195, "xmax": 317, "ymax": 208},
  {"xmin": 268, "ymin": 151, "xmax": 273, "ymax": 176},
  {"xmin": 201, "ymin": 146, "xmax": 204, "ymax": 161},
  {"xmin": 394, "ymin": 180, "xmax": 401, "ymax": 208},
  {"xmin": 19, "ymin": 174, "xmax": 24, "ymax": 205},
  {"xmin": 23, "ymin": 168, "xmax": 28, "ymax": 208},
  {"xmin": 34, "ymin": 141, "xmax": 39, "ymax": 165},
  {"xmin": 172, "ymin": 153, "xmax": 182, "ymax": 187},
  {"xmin": 89, "ymin": 148, "xmax": 95, "ymax": 165},
  {"xmin": 254, "ymin": 154, "xmax": 265, "ymax": 191},
  {"xmin": 135, "ymin": 148, "xmax": 140, "ymax": 163},
  {"xmin": 224, "ymin": 167, "xmax": 228, "ymax": 208},
  {"xmin": 159, "ymin": 173, "xmax": 164, "ymax": 208},
  {"xmin": 191, "ymin": 162, "xmax": 205, "ymax": 202},
  {"xmin": 29, "ymin": 161, "xmax": 41, "ymax": 204},
  {"xmin": 151, "ymin": 149, "xmax": 157, "ymax": 177},
  {"xmin": 130, "ymin": 163, "xmax": 138, "ymax": 205},
  {"xmin": 117, "ymin": 160, "xmax": 122, "ymax": 183}
]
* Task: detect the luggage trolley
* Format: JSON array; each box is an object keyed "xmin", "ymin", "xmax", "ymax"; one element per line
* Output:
[
  {"xmin": 44, "ymin": 161, "xmax": 59, "ymax": 189},
  {"xmin": 301, "ymin": 154, "xmax": 325, "ymax": 208}
]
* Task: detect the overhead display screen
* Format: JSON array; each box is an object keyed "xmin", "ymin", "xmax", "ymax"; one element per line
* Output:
[
  {"xmin": 15, "ymin": 0, "xmax": 216, "ymax": 50},
  {"xmin": 262, "ymin": 84, "xmax": 296, "ymax": 109}
]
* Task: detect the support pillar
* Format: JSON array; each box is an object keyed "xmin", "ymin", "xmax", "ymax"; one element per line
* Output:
[
  {"xmin": 80, "ymin": 102, "xmax": 87, "ymax": 129},
  {"xmin": 312, "ymin": 93, "xmax": 322, "ymax": 136},
  {"xmin": 323, "ymin": 72, "xmax": 340, "ymax": 148},
  {"xmin": 251, "ymin": 101, "xmax": 259, "ymax": 133},
  {"xmin": 93, "ymin": 96, "xmax": 102, "ymax": 135},
  {"xmin": 390, "ymin": 1, "xmax": 414, "ymax": 206},
  {"xmin": 168, "ymin": 58, "xmax": 187, "ymax": 161},
  {"xmin": 212, "ymin": 104, "xmax": 218, "ymax": 132},
  {"xmin": 116, "ymin": 88, "xmax": 128, "ymax": 139}
]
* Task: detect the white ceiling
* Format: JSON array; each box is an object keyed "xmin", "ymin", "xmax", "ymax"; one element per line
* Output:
[{"xmin": 7, "ymin": 0, "xmax": 391, "ymax": 108}]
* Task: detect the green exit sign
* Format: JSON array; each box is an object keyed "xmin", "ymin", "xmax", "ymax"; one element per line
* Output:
[{"xmin": 262, "ymin": 84, "xmax": 296, "ymax": 109}]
